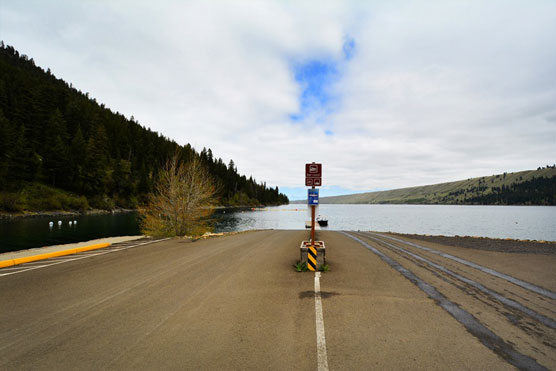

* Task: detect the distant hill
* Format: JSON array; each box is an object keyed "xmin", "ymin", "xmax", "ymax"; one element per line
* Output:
[
  {"xmin": 299, "ymin": 167, "xmax": 556, "ymax": 205},
  {"xmin": 0, "ymin": 42, "xmax": 288, "ymax": 212}
]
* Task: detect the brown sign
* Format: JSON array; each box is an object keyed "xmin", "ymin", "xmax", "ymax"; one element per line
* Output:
[
  {"xmin": 305, "ymin": 177, "xmax": 322, "ymax": 186},
  {"xmin": 306, "ymin": 163, "xmax": 321, "ymax": 177},
  {"xmin": 305, "ymin": 163, "xmax": 322, "ymax": 186}
]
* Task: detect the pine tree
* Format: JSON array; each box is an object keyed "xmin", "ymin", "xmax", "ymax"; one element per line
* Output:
[
  {"xmin": 0, "ymin": 109, "xmax": 12, "ymax": 187},
  {"xmin": 9, "ymin": 124, "xmax": 39, "ymax": 184},
  {"xmin": 83, "ymin": 123, "xmax": 109, "ymax": 195},
  {"xmin": 43, "ymin": 110, "xmax": 70, "ymax": 187},
  {"xmin": 69, "ymin": 125, "xmax": 86, "ymax": 192},
  {"xmin": 0, "ymin": 45, "xmax": 290, "ymax": 208},
  {"xmin": 113, "ymin": 159, "xmax": 133, "ymax": 198},
  {"xmin": 137, "ymin": 162, "xmax": 150, "ymax": 195}
]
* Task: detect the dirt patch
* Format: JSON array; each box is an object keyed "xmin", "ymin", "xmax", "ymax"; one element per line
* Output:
[{"xmin": 389, "ymin": 233, "xmax": 556, "ymax": 255}]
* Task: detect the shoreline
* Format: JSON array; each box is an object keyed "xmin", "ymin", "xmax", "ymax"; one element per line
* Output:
[
  {"xmin": 0, "ymin": 204, "xmax": 288, "ymax": 220},
  {"xmin": 388, "ymin": 232, "xmax": 556, "ymax": 255},
  {"xmin": 0, "ymin": 208, "xmax": 136, "ymax": 220},
  {"xmin": 3, "ymin": 229, "xmax": 554, "ymax": 257}
]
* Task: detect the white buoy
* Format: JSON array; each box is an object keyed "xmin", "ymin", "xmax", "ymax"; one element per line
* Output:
[
  {"xmin": 49, "ymin": 221, "xmax": 54, "ymax": 227},
  {"xmin": 69, "ymin": 221, "xmax": 73, "ymax": 226},
  {"xmin": 74, "ymin": 220, "xmax": 77, "ymax": 224},
  {"xmin": 58, "ymin": 220, "xmax": 62, "ymax": 225}
]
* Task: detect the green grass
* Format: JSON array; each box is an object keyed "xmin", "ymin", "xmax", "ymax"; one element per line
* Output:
[
  {"xmin": 0, "ymin": 182, "xmax": 89, "ymax": 212},
  {"xmin": 318, "ymin": 264, "xmax": 329, "ymax": 272},
  {"xmin": 293, "ymin": 261, "xmax": 308, "ymax": 272}
]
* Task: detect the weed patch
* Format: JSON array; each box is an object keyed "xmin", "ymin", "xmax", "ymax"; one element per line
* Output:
[
  {"xmin": 318, "ymin": 264, "xmax": 329, "ymax": 272},
  {"xmin": 293, "ymin": 261, "xmax": 308, "ymax": 272}
]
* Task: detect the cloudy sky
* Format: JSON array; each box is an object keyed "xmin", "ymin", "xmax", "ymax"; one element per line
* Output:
[{"xmin": 1, "ymin": 0, "xmax": 555, "ymax": 200}]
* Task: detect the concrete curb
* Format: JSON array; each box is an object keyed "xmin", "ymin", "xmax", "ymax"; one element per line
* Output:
[{"xmin": 0, "ymin": 242, "xmax": 111, "ymax": 268}]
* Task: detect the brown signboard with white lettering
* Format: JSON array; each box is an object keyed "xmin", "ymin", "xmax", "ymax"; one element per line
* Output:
[
  {"xmin": 305, "ymin": 163, "xmax": 322, "ymax": 186},
  {"xmin": 305, "ymin": 177, "xmax": 321, "ymax": 186}
]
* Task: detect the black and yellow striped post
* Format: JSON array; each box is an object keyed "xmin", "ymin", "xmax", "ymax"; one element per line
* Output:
[{"xmin": 307, "ymin": 245, "xmax": 318, "ymax": 271}]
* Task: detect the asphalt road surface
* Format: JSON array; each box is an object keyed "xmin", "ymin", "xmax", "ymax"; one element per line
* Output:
[{"xmin": 1, "ymin": 230, "xmax": 554, "ymax": 370}]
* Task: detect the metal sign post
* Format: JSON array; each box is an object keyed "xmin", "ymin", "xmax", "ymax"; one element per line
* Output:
[
  {"xmin": 311, "ymin": 192, "xmax": 315, "ymax": 244},
  {"xmin": 306, "ymin": 162, "xmax": 322, "ymax": 244},
  {"xmin": 302, "ymin": 163, "xmax": 324, "ymax": 272}
]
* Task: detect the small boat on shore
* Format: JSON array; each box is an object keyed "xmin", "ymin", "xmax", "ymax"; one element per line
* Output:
[
  {"xmin": 317, "ymin": 215, "xmax": 328, "ymax": 227},
  {"xmin": 305, "ymin": 221, "xmax": 322, "ymax": 229}
]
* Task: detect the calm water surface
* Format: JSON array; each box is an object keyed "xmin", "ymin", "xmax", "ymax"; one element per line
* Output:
[
  {"xmin": 1, "ymin": 204, "xmax": 555, "ymax": 253},
  {"xmin": 0, "ymin": 212, "xmax": 140, "ymax": 253},
  {"xmin": 214, "ymin": 204, "xmax": 556, "ymax": 242}
]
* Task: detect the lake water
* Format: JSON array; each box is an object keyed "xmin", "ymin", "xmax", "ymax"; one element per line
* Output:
[
  {"xmin": 214, "ymin": 204, "xmax": 556, "ymax": 242},
  {"xmin": 0, "ymin": 212, "xmax": 140, "ymax": 254},
  {"xmin": 1, "ymin": 204, "xmax": 555, "ymax": 253}
]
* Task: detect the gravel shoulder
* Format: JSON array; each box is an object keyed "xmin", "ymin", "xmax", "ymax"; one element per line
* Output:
[{"xmin": 391, "ymin": 232, "xmax": 556, "ymax": 254}]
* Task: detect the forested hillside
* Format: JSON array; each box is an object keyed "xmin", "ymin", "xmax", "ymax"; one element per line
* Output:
[
  {"xmin": 314, "ymin": 167, "xmax": 556, "ymax": 205},
  {"xmin": 0, "ymin": 43, "xmax": 288, "ymax": 212}
]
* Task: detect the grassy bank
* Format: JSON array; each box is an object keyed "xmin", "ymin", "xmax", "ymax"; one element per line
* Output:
[
  {"xmin": 0, "ymin": 182, "xmax": 285, "ymax": 217},
  {"xmin": 0, "ymin": 182, "xmax": 142, "ymax": 214},
  {"xmin": 0, "ymin": 183, "xmax": 90, "ymax": 213}
]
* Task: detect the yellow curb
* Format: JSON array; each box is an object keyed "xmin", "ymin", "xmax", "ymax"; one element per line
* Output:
[
  {"xmin": 75, "ymin": 243, "xmax": 111, "ymax": 253},
  {"xmin": 0, "ymin": 260, "xmax": 14, "ymax": 268},
  {"xmin": 0, "ymin": 243, "xmax": 111, "ymax": 268}
]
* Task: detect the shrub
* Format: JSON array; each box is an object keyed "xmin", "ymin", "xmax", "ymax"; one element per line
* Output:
[
  {"xmin": 140, "ymin": 155, "xmax": 216, "ymax": 237},
  {"xmin": 68, "ymin": 196, "xmax": 89, "ymax": 211},
  {"xmin": 89, "ymin": 195, "xmax": 115, "ymax": 210},
  {"xmin": 0, "ymin": 192, "xmax": 24, "ymax": 212}
]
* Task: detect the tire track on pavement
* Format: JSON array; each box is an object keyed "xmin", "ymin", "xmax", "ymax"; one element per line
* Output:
[
  {"xmin": 343, "ymin": 231, "xmax": 548, "ymax": 371},
  {"xmin": 356, "ymin": 232, "xmax": 556, "ymax": 330},
  {"xmin": 370, "ymin": 232, "xmax": 556, "ymax": 300}
]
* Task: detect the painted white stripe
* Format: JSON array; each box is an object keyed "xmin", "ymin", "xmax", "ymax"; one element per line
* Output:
[
  {"xmin": 0, "ymin": 255, "xmax": 105, "ymax": 277},
  {"xmin": 314, "ymin": 272, "xmax": 329, "ymax": 371},
  {"xmin": 0, "ymin": 238, "xmax": 172, "ymax": 277}
]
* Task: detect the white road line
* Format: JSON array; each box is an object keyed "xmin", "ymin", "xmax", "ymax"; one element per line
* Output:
[
  {"xmin": 0, "ymin": 255, "xmax": 105, "ymax": 276},
  {"xmin": 0, "ymin": 238, "xmax": 171, "ymax": 277},
  {"xmin": 314, "ymin": 272, "xmax": 329, "ymax": 371},
  {"xmin": 34, "ymin": 258, "xmax": 70, "ymax": 262}
]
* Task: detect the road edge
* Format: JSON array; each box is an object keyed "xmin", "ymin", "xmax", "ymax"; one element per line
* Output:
[{"xmin": 0, "ymin": 242, "xmax": 112, "ymax": 268}]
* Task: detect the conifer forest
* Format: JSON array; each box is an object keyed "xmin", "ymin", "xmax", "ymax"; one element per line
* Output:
[{"xmin": 0, "ymin": 43, "xmax": 289, "ymax": 212}]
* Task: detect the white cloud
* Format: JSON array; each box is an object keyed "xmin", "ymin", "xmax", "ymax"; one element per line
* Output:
[{"xmin": 1, "ymin": 0, "xmax": 555, "ymax": 199}]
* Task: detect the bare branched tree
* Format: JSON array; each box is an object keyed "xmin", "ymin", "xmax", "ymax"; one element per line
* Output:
[{"xmin": 140, "ymin": 154, "xmax": 216, "ymax": 237}]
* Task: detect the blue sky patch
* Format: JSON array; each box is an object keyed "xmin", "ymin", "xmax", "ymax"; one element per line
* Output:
[
  {"xmin": 289, "ymin": 36, "xmax": 356, "ymax": 123},
  {"xmin": 343, "ymin": 37, "xmax": 356, "ymax": 60},
  {"xmin": 290, "ymin": 58, "xmax": 339, "ymax": 122}
]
